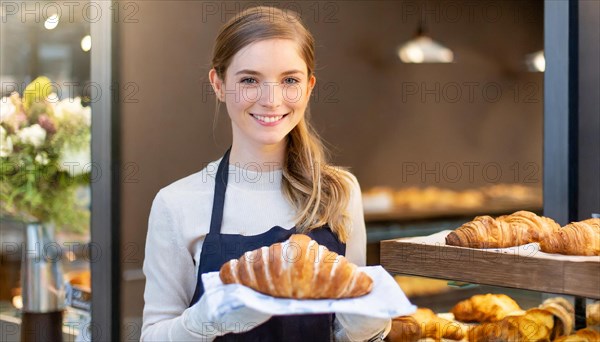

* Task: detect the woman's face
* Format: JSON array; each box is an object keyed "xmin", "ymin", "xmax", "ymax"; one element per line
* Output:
[{"xmin": 211, "ymin": 39, "xmax": 316, "ymax": 148}]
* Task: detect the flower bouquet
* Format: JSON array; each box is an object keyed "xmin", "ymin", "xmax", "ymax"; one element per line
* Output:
[{"xmin": 0, "ymin": 76, "xmax": 91, "ymax": 234}]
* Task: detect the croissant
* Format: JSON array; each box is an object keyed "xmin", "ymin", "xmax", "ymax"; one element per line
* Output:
[
  {"xmin": 446, "ymin": 215, "xmax": 522, "ymax": 248},
  {"xmin": 446, "ymin": 211, "xmax": 560, "ymax": 249},
  {"xmin": 387, "ymin": 308, "xmax": 468, "ymax": 342},
  {"xmin": 467, "ymin": 308, "xmax": 554, "ymax": 342},
  {"xmin": 219, "ymin": 234, "xmax": 373, "ymax": 299},
  {"xmin": 539, "ymin": 218, "xmax": 600, "ymax": 256},
  {"xmin": 538, "ymin": 298, "xmax": 574, "ymax": 338},
  {"xmin": 554, "ymin": 328, "xmax": 600, "ymax": 342},
  {"xmin": 497, "ymin": 210, "xmax": 560, "ymax": 242},
  {"xmin": 387, "ymin": 315, "xmax": 422, "ymax": 342},
  {"xmin": 413, "ymin": 308, "xmax": 468, "ymax": 341},
  {"xmin": 451, "ymin": 294, "xmax": 522, "ymax": 323},
  {"xmin": 588, "ymin": 301, "xmax": 600, "ymax": 327}
]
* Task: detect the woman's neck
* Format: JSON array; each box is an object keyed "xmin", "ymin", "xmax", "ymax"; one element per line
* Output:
[{"xmin": 229, "ymin": 141, "xmax": 286, "ymax": 172}]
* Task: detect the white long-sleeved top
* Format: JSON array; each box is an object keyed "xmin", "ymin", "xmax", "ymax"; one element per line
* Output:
[{"xmin": 141, "ymin": 157, "xmax": 380, "ymax": 341}]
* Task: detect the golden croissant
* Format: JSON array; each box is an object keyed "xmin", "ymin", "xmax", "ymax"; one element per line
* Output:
[
  {"xmin": 219, "ymin": 234, "xmax": 373, "ymax": 299},
  {"xmin": 413, "ymin": 308, "xmax": 468, "ymax": 341},
  {"xmin": 587, "ymin": 301, "xmax": 600, "ymax": 327},
  {"xmin": 445, "ymin": 215, "xmax": 526, "ymax": 248},
  {"xmin": 446, "ymin": 211, "xmax": 559, "ymax": 248},
  {"xmin": 539, "ymin": 218, "xmax": 600, "ymax": 256},
  {"xmin": 387, "ymin": 315, "xmax": 422, "ymax": 342},
  {"xmin": 451, "ymin": 294, "xmax": 522, "ymax": 323},
  {"xmin": 388, "ymin": 308, "xmax": 468, "ymax": 342},
  {"xmin": 467, "ymin": 308, "xmax": 555, "ymax": 342},
  {"xmin": 497, "ymin": 210, "xmax": 560, "ymax": 242},
  {"xmin": 554, "ymin": 328, "xmax": 600, "ymax": 342},
  {"xmin": 538, "ymin": 299, "xmax": 574, "ymax": 338}
]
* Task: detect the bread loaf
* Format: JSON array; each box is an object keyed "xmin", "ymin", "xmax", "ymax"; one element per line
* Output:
[{"xmin": 219, "ymin": 234, "xmax": 373, "ymax": 299}]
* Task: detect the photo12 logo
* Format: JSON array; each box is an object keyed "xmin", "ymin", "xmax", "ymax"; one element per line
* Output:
[
  {"xmin": 1, "ymin": 1, "xmax": 140, "ymax": 24},
  {"xmin": 401, "ymin": 161, "xmax": 540, "ymax": 184}
]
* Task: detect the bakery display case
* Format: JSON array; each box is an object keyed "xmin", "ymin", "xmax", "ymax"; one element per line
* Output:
[{"xmin": 380, "ymin": 216, "xmax": 599, "ymax": 341}]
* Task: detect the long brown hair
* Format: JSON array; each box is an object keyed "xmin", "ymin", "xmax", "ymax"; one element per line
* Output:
[{"xmin": 211, "ymin": 6, "xmax": 354, "ymax": 242}]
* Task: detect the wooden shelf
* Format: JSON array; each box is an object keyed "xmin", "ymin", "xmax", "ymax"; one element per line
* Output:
[{"xmin": 380, "ymin": 232, "xmax": 600, "ymax": 299}]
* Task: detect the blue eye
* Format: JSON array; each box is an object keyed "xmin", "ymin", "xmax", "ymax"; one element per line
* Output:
[
  {"xmin": 284, "ymin": 77, "xmax": 300, "ymax": 84},
  {"xmin": 240, "ymin": 77, "xmax": 258, "ymax": 84}
]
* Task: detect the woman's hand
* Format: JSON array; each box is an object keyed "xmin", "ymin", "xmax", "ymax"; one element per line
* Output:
[{"xmin": 183, "ymin": 284, "xmax": 273, "ymax": 337}]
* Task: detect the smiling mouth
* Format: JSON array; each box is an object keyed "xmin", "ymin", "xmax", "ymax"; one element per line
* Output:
[{"xmin": 250, "ymin": 113, "xmax": 289, "ymax": 123}]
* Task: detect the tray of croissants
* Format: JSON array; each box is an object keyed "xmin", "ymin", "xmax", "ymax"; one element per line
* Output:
[
  {"xmin": 202, "ymin": 234, "xmax": 417, "ymax": 318},
  {"xmin": 387, "ymin": 293, "xmax": 600, "ymax": 342},
  {"xmin": 406, "ymin": 211, "xmax": 599, "ymax": 259}
]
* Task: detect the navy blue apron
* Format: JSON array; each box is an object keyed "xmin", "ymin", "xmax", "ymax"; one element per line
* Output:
[{"xmin": 189, "ymin": 147, "xmax": 346, "ymax": 341}]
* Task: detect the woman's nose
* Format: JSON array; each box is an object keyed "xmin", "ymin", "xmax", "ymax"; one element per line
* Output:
[{"xmin": 258, "ymin": 82, "xmax": 284, "ymax": 108}]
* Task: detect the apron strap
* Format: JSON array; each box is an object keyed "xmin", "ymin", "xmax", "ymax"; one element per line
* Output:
[{"xmin": 208, "ymin": 146, "xmax": 232, "ymax": 235}]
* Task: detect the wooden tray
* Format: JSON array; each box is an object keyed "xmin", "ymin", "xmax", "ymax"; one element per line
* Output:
[{"xmin": 381, "ymin": 231, "xmax": 600, "ymax": 299}]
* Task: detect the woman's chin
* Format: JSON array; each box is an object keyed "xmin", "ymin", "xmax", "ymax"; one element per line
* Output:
[{"xmin": 253, "ymin": 134, "xmax": 288, "ymax": 147}]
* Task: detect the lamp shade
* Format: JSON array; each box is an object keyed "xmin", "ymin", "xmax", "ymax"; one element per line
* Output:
[{"xmin": 398, "ymin": 35, "xmax": 454, "ymax": 63}]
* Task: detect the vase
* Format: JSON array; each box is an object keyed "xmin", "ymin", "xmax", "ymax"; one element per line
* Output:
[{"xmin": 20, "ymin": 222, "xmax": 65, "ymax": 342}]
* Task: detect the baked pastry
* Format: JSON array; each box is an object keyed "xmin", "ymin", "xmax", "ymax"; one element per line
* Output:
[
  {"xmin": 539, "ymin": 297, "xmax": 574, "ymax": 338},
  {"xmin": 497, "ymin": 210, "xmax": 560, "ymax": 242},
  {"xmin": 554, "ymin": 328, "xmax": 600, "ymax": 342},
  {"xmin": 467, "ymin": 308, "xmax": 554, "ymax": 341},
  {"xmin": 539, "ymin": 218, "xmax": 600, "ymax": 256},
  {"xmin": 446, "ymin": 211, "xmax": 559, "ymax": 248},
  {"xmin": 540, "ymin": 297, "xmax": 575, "ymax": 316},
  {"xmin": 454, "ymin": 190, "xmax": 485, "ymax": 209},
  {"xmin": 588, "ymin": 301, "xmax": 600, "ymax": 327},
  {"xmin": 387, "ymin": 315, "xmax": 421, "ymax": 342},
  {"xmin": 362, "ymin": 186, "xmax": 395, "ymax": 213},
  {"xmin": 480, "ymin": 184, "xmax": 542, "ymax": 202},
  {"xmin": 446, "ymin": 215, "xmax": 530, "ymax": 248},
  {"xmin": 451, "ymin": 294, "xmax": 522, "ymax": 323},
  {"xmin": 412, "ymin": 308, "xmax": 468, "ymax": 341},
  {"xmin": 387, "ymin": 308, "xmax": 468, "ymax": 342},
  {"xmin": 394, "ymin": 275, "xmax": 450, "ymax": 298},
  {"xmin": 219, "ymin": 234, "xmax": 373, "ymax": 299}
]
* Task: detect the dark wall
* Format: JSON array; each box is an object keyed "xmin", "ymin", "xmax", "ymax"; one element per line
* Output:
[
  {"xmin": 578, "ymin": 0, "xmax": 600, "ymax": 219},
  {"xmin": 116, "ymin": 0, "xmax": 543, "ymax": 334}
]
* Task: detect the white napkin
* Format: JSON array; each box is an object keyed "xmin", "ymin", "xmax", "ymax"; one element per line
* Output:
[{"xmin": 202, "ymin": 265, "xmax": 416, "ymax": 319}]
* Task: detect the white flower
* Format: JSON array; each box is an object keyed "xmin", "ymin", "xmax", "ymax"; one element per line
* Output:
[
  {"xmin": 47, "ymin": 92, "xmax": 59, "ymax": 104},
  {"xmin": 17, "ymin": 124, "xmax": 46, "ymax": 148},
  {"xmin": 54, "ymin": 97, "xmax": 91, "ymax": 126},
  {"xmin": 0, "ymin": 96, "xmax": 16, "ymax": 123},
  {"xmin": 35, "ymin": 152, "xmax": 50, "ymax": 165},
  {"xmin": 0, "ymin": 126, "xmax": 13, "ymax": 157},
  {"xmin": 59, "ymin": 143, "xmax": 91, "ymax": 176}
]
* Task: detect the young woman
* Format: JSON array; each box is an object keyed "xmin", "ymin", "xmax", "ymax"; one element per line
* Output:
[{"xmin": 141, "ymin": 6, "xmax": 391, "ymax": 341}]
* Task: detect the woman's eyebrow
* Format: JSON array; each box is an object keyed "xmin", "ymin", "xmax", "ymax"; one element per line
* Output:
[{"xmin": 234, "ymin": 69, "xmax": 305, "ymax": 76}]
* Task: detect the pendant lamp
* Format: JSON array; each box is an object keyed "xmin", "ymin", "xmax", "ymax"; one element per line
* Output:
[{"xmin": 398, "ymin": 6, "xmax": 454, "ymax": 63}]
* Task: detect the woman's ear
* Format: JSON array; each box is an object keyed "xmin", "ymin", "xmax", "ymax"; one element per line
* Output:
[
  {"xmin": 307, "ymin": 74, "xmax": 316, "ymax": 97},
  {"xmin": 208, "ymin": 68, "xmax": 224, "ymax": 102}
]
